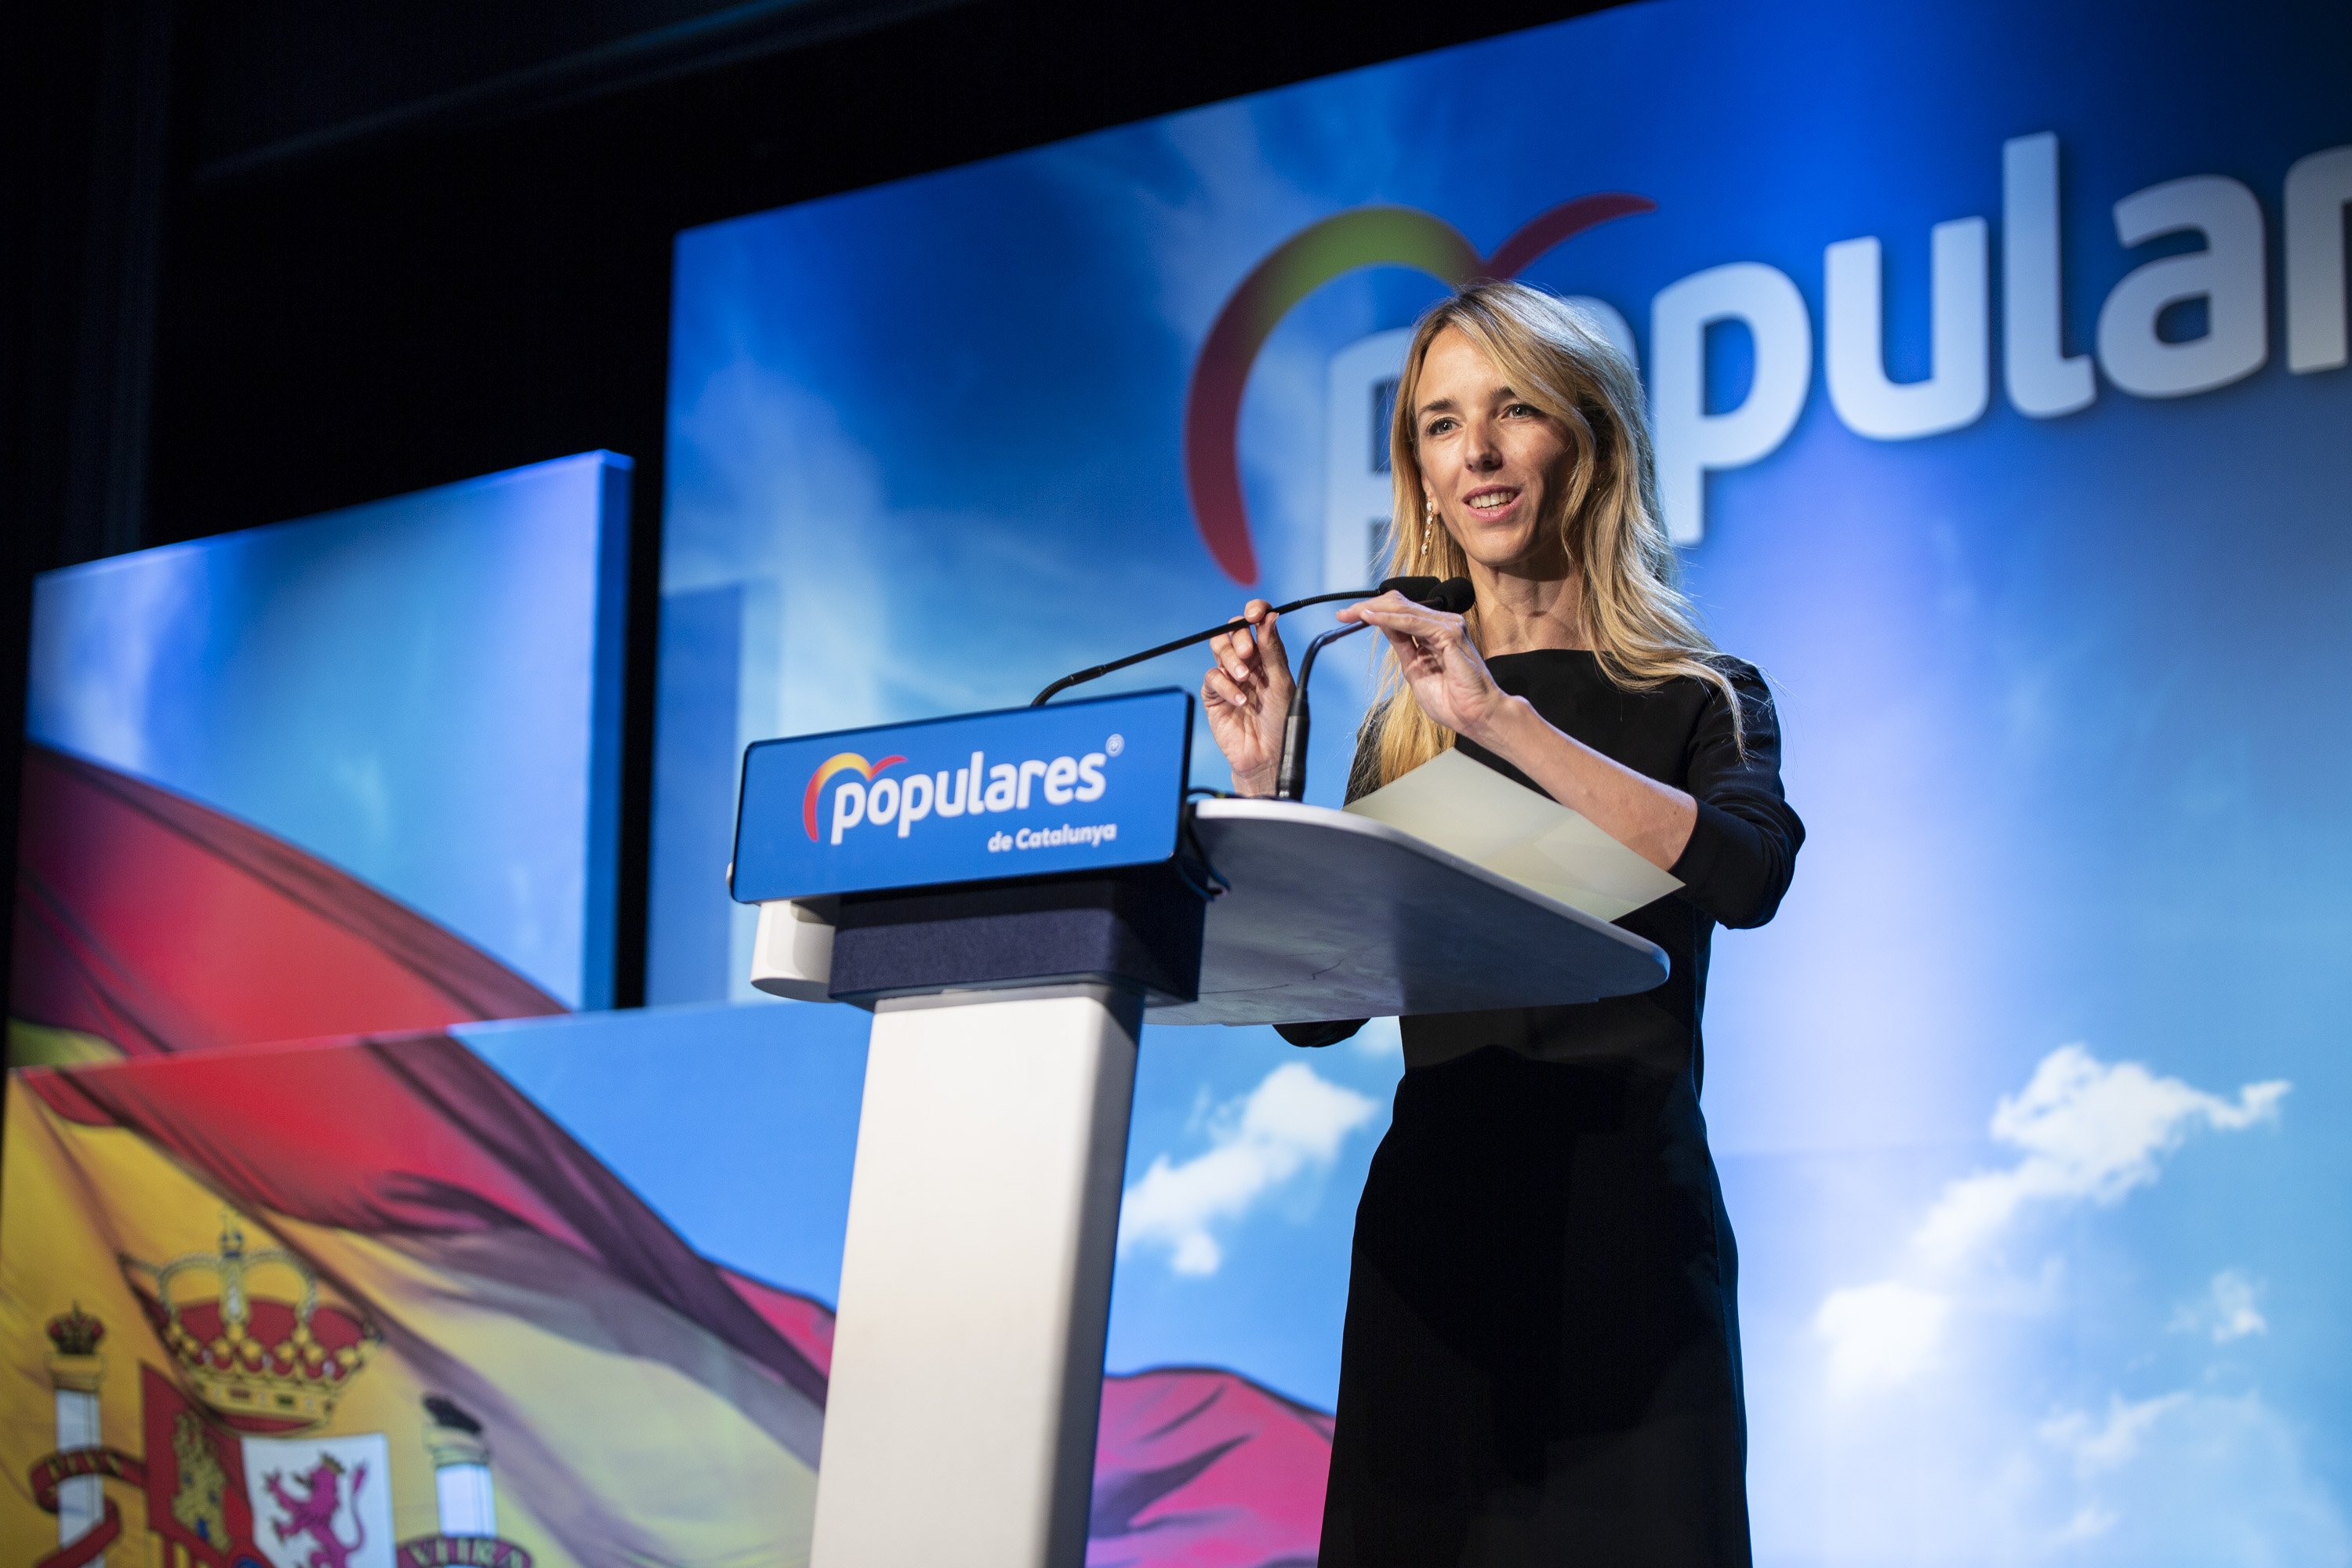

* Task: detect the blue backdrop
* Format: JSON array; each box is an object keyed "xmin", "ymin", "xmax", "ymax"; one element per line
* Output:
[
  {"xmin": 27, "ymin": 452, "xmax": 633, "ymax": 1009},
  {"xmin": 637, "ymin": 2, "xmax": 2352, "ymax": 1559}
]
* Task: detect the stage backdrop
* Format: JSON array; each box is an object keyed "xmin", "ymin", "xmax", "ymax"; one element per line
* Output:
[
  {"xmin": 16, "ymin": 451, "xmax": 632, "ymax": 1036},
  {"xmin": 652, "ymin": 0, "xmax": 2352, "ymax": 1561},
  {"xmin": 2, "ymin": 446, "xmax": 1322, "ymax": 1566}
]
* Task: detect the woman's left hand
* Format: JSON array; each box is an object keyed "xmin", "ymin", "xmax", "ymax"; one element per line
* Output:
[{"xmin": 1340, "ymin": 590, "xmax": 1518, "ymax": 745}]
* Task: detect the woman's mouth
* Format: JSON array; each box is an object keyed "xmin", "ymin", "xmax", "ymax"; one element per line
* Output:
[{"xmin": 1463, "ymin": 486, "xmax": 1521, "ymax": 517}]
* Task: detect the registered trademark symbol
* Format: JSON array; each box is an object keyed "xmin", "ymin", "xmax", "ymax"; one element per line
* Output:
[{"xmin": 1105, "ymin": 734, "xmax": 1124, "ymax": 756}]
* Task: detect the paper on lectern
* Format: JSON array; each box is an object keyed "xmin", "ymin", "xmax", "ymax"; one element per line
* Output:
[{"xmin": 1343, "ymin": 748, "xmax": 1682, "ymax": 923}]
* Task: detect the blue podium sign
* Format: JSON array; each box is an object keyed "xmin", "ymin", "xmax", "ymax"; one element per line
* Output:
[{"xmin": 731, "ymin": 688, "xmax": 1194, "ymax": 902}]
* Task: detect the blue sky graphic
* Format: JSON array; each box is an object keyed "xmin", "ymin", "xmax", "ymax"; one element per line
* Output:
[{"xmin": 25, "ymin": 452, "xmax": 630, "ymax": 1008}]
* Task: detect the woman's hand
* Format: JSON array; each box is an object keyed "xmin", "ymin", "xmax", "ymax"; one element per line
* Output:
[
  {"xmin": 1202, "ymin": 600, "xmax": 1294, "ymax": 797},
  {"xmin": 1345, "ymin": 590, "xmax": 1700, "ymax": 869},
  {"xmin": 1340, "ymin": 590, "xmax": 1518, "ymax": 746}
]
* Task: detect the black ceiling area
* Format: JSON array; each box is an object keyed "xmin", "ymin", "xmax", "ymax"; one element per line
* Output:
[{"xmin": 0, "ymin": 0, "xmax": 1624, "ymax": 1004}]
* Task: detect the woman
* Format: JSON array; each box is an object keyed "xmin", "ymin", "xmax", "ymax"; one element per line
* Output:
[{"xmin": 1202, "ymin": 281, "xmax": 1802, "ymax": 1567}]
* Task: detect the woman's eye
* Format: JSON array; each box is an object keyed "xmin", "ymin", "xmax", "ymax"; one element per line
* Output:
[
  {"xmin": 1504, "ymin": 403, "xmax": 1537, "ymax": 418},
  {"xmin": 1425, "ymin": 418, "xmax": 1456, "ymax": 437}
]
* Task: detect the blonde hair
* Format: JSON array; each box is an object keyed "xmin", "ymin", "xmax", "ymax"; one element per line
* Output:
[{"xmin": 1368, "ymin": 281, "xmax": 1745, "ymax": 787}]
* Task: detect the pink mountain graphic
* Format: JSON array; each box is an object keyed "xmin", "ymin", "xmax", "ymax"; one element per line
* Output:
[{"xmin": 729, "ymin": 1266, "xmax": 1330, "ymax": 1566}]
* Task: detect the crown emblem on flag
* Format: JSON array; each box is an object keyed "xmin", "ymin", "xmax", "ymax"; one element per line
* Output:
[
  {"xmin": 135, "ymin": 1218, "xmax": 380, "ymax": 1433},
  {"xmin": 45, "ymin": 1302, "xmax": 106, "ymax": 1356}
]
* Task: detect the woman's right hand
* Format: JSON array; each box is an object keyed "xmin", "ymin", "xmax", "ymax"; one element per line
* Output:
[{"xmin": 1201, "ymin": 600, "xmax": 1293, "ymax": 797}]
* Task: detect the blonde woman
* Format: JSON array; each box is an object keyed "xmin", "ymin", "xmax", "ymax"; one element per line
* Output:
[{"xmin": 1203, "ymin": 281, "xmax": 1802, "ymax": 1567}]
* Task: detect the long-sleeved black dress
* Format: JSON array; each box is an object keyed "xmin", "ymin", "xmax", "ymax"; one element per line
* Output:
[{"xmin": 1282, "ymin": 650, "xmax": 1802, "ymax": 1568}]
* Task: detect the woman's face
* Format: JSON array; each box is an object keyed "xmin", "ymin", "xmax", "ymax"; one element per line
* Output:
[{"xmin": 1412, "ymin": 325, "xmax": 1574, "ymax": 575}]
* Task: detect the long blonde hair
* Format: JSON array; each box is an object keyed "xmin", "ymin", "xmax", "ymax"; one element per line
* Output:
[{"xmin": 1368, "ymin": 281, "xmax": 1744, "ymax": 786}]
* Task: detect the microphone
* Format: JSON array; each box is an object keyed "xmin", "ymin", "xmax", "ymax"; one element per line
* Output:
[
  {"xmin": 1369, "ymin": 574, "xmax": 1447, "ymax": 605},
  {"xmin": 1274, "ymin": 577, "xmax": 1472, "ymax": 800},
  {"xmin": 1031, "ymin": 575, "xmax": 1451, "ymax": 706},
  {"xmin": 1414, "ymin": 577, "xmax": 1475, "ymax": 615}
]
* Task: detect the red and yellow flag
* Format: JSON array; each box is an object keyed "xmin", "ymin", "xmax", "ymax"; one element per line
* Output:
[{"xmin": 2, "ymin": 1036, "xmax": 827, "ymax": 1566}]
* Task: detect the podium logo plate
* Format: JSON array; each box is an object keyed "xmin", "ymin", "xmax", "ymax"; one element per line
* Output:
[{"xmin": 731, "ymin": 689, "xmax": 1192, "ymax": 902}]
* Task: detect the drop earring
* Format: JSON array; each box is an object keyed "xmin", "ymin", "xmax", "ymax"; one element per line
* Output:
[{"xmin": 1421, "ymin": 496, "xmax": 1436, "ymax": 558}]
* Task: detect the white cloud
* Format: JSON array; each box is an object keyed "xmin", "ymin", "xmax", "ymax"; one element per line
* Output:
[
  {"xmin": 1912, "ymin": 1045, "xmax": 2288, "ymax": 1269},
  {"xmin": 1814, "ymin": 1279, "xmax": 1951, "ymax": 1394},
  {"xmin": 2040, "ymin": 1392, "xmax": 2190, "ymax": 1476},
  {"xmin": 1814, "ymin": 1044, "xmax": 2288, "ymax": 1399},
  {"xmin": 1759, "ymin": 1048, "xmax": 2328, "ymax": 1565},
  {"xmin": 2049, "ymin": 1503, "xmax": 2120, "ymax": 1548},
  {"xmin": 2170, "ymin": 1268, "xmax": 2268, "ymax": 1344},
  {"xmin": 2032, "ymin": 1392, "xmax": 2352, "ymax": 1565},
  {"xmin": 1119, "ymin": 1062, "xmax": 1377, "ymax": 1276},
  {"xmin": 1351, "ymin": 1017, "xmax": 1403, "ymax": 1059}
]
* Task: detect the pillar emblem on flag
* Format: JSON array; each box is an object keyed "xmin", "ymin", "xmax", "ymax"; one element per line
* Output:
[
  {"xmin": 38, "ymin": 1305, "xmax": 116, "ymax": 1567},
  {"xmin": 394, "ymin": 1397, "xmax": 533, "ymax": 1568}
]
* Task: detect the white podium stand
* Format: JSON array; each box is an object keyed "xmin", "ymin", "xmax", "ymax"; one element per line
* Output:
[{"xmin": 751, "ymin": 799, "xmax": 1667, "ymax": 1568}]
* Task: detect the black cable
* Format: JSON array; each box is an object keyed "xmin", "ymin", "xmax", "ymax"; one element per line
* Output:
[
  {"xmin": 1273, "ymin": 622, "xmax": 1372, "ymax": 800},
  {"xmin": 1272, "ymin": 576, "xmax": 1472, "ymax": 800},
  {"xmin": 1174, "ymin": 799, "xmax": 1232, "ymax": 899},
  {"xmin": 1029, "ymin": 577, "xmax": 1445, "ymax": 705}
]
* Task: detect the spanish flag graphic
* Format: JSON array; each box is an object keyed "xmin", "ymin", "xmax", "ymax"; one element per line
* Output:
[
  {"xmin": 5, "ymin": 747, "xmax": 826, "ymax": 1564},
  {"xmin": 3, "ymin": 746, "xmax": 1332, "ymax": 1566},
  {"xmin": 2, "ymin": 1033, "xmax": 830, "ymax": 1566}
]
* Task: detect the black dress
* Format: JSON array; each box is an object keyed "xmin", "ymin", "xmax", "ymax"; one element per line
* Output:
[{"xmin": 1283, "ymin": 651, "xmax": 1802, "ymax": 1568}]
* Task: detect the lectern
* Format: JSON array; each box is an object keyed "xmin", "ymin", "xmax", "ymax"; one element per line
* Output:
[{"xmin": 730, "ymin": 690, "xmax": 1666, "ymax": 1568}]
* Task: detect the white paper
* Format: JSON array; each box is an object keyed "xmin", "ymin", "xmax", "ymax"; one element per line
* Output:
[{"xmin": 1343, "ymin": 747, "xmax": 1682, "ymax": 922}]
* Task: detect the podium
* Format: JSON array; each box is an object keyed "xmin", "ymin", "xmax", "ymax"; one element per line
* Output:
[{"xmin": 731, "ymin": 698, "xmax": 1666, "ymax": 1567}]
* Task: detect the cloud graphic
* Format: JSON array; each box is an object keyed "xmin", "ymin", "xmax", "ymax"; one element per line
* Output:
[
  {"xmin": 2040, "ymin": 1392, "xmax": 2191, "ymax": 1476},
  {"xmin": 1758, "ymin": 1045, "xmax": 2333, "ymax": 1564},
  {"xmin": 2049, "ymin": 1502, "xmax": 2121, "ymax": 1548},
  {"xmin": 2035, "ymin": 1391, "xmax": 2351, "ymax": 1564},
  {"xmin": 1814, "ymin": 1044, "xmax": 2288, "ymax": 1396},
  {"xmin": 1120, "ymin": 1062, "xmax": 1378, "ymax": 1276},
  {"xmin": 1911, "ymin": 1045, "xmax": 2288, "ymax": 1270},
  {"xmin": 2170, "ymin": 1269, "xmax": 2268, "ymax": 1344},
  {"xmin": 1814, "ymin": 1279, "xmax": 1953, "ymax": 1395}
]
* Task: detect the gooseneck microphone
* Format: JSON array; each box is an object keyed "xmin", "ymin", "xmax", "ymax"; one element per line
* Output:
[
  {"xmin": 1274, "ymin": 577, "xmax": 1473, "ymax": 801},
  {"xmin": 1030, "ymin": 576, "xmax": 1451, "ymax": 706}
]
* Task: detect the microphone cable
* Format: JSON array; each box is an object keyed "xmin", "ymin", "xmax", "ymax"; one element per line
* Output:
[
  {"xmin": 1275, "ymin": 576, "xmax": 1473, "ymax": 801},
  {"xmin": 1030, "ymin": 575, "xmax": 1454, "ymax": 706}
]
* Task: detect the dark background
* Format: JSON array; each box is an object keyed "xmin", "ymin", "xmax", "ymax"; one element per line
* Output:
[{"xmin": 0, "ymin": 0, "xmax": 1618, "ymax": 1009}]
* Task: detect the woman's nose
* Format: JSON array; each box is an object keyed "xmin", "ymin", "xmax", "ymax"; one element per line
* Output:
[{"xmin": 1465, "ymin": 420, "xmax": 1504, "ymax": 470}]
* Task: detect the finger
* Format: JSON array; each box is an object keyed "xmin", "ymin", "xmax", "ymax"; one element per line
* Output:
[
  {"xmin": 1233, "ymin": 602, "xmax": 1273, "ymax": 658},
  {"xmin": 1338, "ymin": 588, "xmax": 1424, "ymax": 625},
  {"xmin": 1261, "ymin": 625, "xmax": 1298, "ymax": 691},
  {"xmin": 1372, "ymin": 623, "xmax": 1429, "ymax": 664},
  {"xmin": 1203, "ymin": 667, "xmax": 1256, "ymax": 710},
  {"xmin": 1210, "ymin": 626, "xmax": 1256, "ymax": 677},
  {"xmin": 1248, "ymin": 602, "xmax": 1287, "ymax": 662},
  {"xmin": 1370, "ymin": 593, "xmax": 1462, "ymax": 633},
  {"xmin": 1259, "ymin": 620, "xmax": 1290, "ymax": 690},
  {"xmin": 1354, "ymin": 604, "xmax": 1461, "ymax": 642}
]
